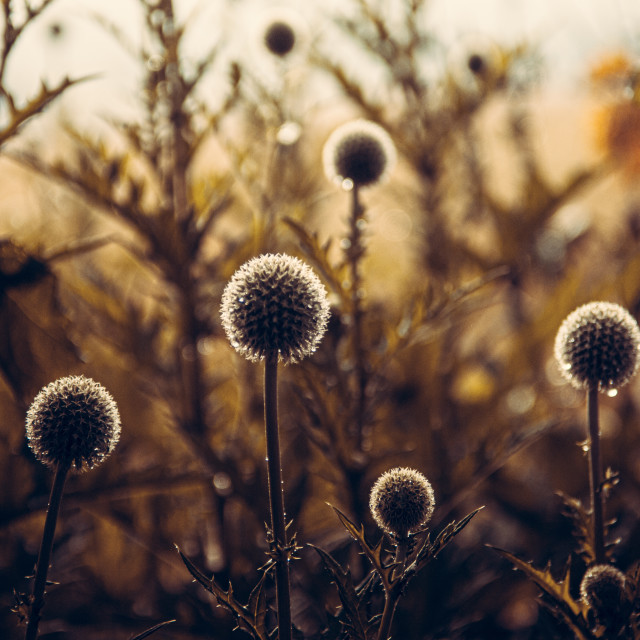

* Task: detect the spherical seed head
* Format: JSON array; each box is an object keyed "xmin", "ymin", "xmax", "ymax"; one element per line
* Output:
[
  {"xmin": 26, "ymin": 376, "xmax": 121, "ymax": 472},
  {"xmin": 323, "ymin": 119, "xmax": 396, "ymax": 189},
  {"xmin": 264, "ymin": 20, "xmax": 296, "ymax": 57},
  {"xmin": 554, "ymin": 302, "xmax": 640, "ymax": 392},
  {"xmin": 467, "ymin": 53, "xmax": 486, "ymax": 75},
  {"xmin": 580, "ymin": 564, "xmax": 626, "ymax": 624},
  {"xmin": 369, "ymin": 467, "xmax": 435, "ymax": 537},
  {"xmin": 220, "ymin": 253, "xmax": 331, "ymax": 364}
]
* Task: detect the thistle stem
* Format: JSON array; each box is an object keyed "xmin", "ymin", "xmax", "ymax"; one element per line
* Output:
[
  {"xmin": 25, "ymin": 463, "xmax": 69, "ymax": 640},
  {"xmin": 587, "ymin": 386, "xmax": 605, "ymax": 564},
  {"xmin": 377, "ymin": 534, "xmax": 409, "ymax": 640},
  {"xmin": 348, "ymin": 185, "xmax": 367, "ymax": 452},
  {"xmin": 377, "ymin": 594, "xmax": 399, "ymax": 640},
  {"xmin": 264, "ymin": 351, "xmax": 292, "ymax": 640}
]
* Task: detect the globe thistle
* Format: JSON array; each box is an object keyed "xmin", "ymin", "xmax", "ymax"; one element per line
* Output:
[
  {"xmin": 370, "ymin": 467, "xmax": 435, "ymax": 538},
  {"xmin": 323, "ymin": 119, "xmax": 396, "ymax": 189},
  {"xmin": 258, "ymin": 8, "xmax": 306, "ymax": 59},
  {"xmin": 26, "ymin": 376, "xmax": 121, "ymax": 472},
  {"xmin": 554, "ymin": 301, "xmax": 640, "ymax": 392},
  {"xmin": 580, "ymin": 564, "xmax": 627, "ymax": 627},
  {"xmin": 220, "ymin": 253, "xmax": 331, "ymax": 364},
  {"xmin": 264, "ymin": 20, "xmax": 296, "ymax": 57}
]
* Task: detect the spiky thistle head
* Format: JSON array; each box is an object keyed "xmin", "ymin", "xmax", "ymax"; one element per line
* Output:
[
  {"xmin": 26, "ymin": 376, "xmax": 121, "ymax": 472},
  {"xmin": 220, "ymin": 253, "xmax": 331, "ymax": 364},
  {"xmin": 554, "ymin": 301, "xmax": 640, "ymax": 392},
  {"xmin": 323, "ymin": 119, "xmax": 396, "ymax": 189},
  {"xmin": 370, "ymin": 467, "xmax": 435, "ymax": 538},
  {"xmin": 580, "ymin": 564, "xmax": 627, "ymax": 628}
]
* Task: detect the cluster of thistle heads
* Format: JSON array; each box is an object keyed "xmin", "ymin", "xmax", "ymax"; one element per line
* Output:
[{"xmin": 21, "ymin": 108, "xmax": 640, "ymax": 632}]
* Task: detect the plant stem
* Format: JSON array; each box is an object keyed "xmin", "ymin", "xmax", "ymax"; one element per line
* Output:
[
  {"xmin": 348, "ymin": 185, "xmax": 367, "ymax": 452},
  {"xmin": 25, "ymin": 463, "xmax": 69, "ymax": 640},
  {"xmin": 587, "ymin": 386, "xmax": 605, "ymax": 564},
  {"xmin": 377, "ymin": 594, "xmax": 399, "ymax": 640},
  {"xmin": 264, "ymin": 351, "xmax": 292, "ymax": 640},
  {"xmin": 377, "ymin": 534, "xmax": 409, "ymax": 640}
]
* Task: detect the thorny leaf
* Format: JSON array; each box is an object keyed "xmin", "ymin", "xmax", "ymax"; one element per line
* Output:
[
  {"xmin": 283, "ymin": 217, "xmax": 346, "ymax": 303},
  {"xmin": 331, "ymin": 505, "xmax": 398, "ymax": 594},
  {"xmin": 177, "ymin": 547, "xmax": 269, "ymax": 640},
  {"xmin": 0, "ymin": 76, "xmax": 93, "ymax": 146},
  {"xmin": 491, "ymin": 547, "xmax": 596, "ymax": 640},
  {"xmin": 408, "ymin": 508, "xmax": 483, "ymax": 578},
  {"xmin": 309, "ymin": 543, "xmax": 369, "ymax": 640},
  {"xmin": 129, "ymin": 619, "xmax": 176, "ymax": 640},
  {"xmin": 558, "ymin": 493, "xmax": 597, "ymax": 566}
]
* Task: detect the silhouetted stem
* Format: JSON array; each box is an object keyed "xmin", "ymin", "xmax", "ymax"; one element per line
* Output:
[
  {"xmin": 587, "ymin": 386, "xmax": 605, "ymax": 564},
  {"xmin": 377, "ymin": 594, "xmax": 398, "ymax": 640},
  {"xmin": 25, "ymin": 463, "xmax": 69, "ymax": 640},
  {"xmin": 377, "ymin": 534, "xmax": 409, "ymax": 640},
  {"xmin": 348, "ymin": 185, "xmax": 367, "ymax": 452},
  {"xmin": 264, "ymin": 351, "xmax": 292, "ymax": 640}
]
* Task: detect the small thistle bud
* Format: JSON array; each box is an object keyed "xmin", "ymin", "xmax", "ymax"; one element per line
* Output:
[
  {"xmin": 370, "ymin": 467, "xmax": 435, "ymax": 538},
  {"xmin": 580, "ymin": 564, "xmax": 627, "ymax": 628},
  {"xmin": 220, "ymin": 253, "xmax": 331, "ymax": 364},
  {"xmin": 554, "ymin": 301, "xmax": 640, "ymax": 392},
  {"xmin": 264, "ymin": 20, "xmax": 296, "ymax": 57},
  {"xmin": 323, "ymin": 119, "xmax": 396, "ymax": 189},
  {"xmin": 26, "ymin": 376, "xmax": 121, "ymax": 472}
]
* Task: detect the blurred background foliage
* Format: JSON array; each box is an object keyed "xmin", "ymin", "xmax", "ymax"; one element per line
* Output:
[{"xmin": 2, "ymin": 0, "xmax": 640, "ymax": 638}]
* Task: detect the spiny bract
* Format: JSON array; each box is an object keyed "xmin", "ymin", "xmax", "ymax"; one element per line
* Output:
[
  {"xmin": 26, "ymin": 375, "xmax": 121, "ymax": 472},
  {"xmin": 370, "ymin": 467, "xmax": 435, "ymax": 537},
  {"xmin": 554, "ymin": 301, "xmax": 640, "ymax": 392},
  {"xmin": 323, "ymin": 119, "xmax": 396, "ymax": 189},
  {"xmin": 220, "ymin": 253, "xmax": 331, "ymax": 364}
]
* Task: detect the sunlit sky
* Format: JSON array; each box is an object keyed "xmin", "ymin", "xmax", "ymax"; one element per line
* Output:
[{"xmin": 6, "ymin": 0, "xmax": 640, "ymax": 124}]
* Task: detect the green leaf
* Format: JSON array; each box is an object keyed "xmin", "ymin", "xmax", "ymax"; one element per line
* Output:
[{"xmin": 177, "ymin": 547, "xmax": 270, "ymax": 640}]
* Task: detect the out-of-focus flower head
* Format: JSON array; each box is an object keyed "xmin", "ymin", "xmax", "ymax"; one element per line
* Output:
[{"xmin": 322, "ymin": 119, "xmax": 397, "ymax": 190}]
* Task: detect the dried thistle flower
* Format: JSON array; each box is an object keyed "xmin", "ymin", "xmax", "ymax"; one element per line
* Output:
[
  {"xmin": 554, "ymin": 301, "xmax": 640, "ymax": 392},
  {"xmin": 26, "ymin": 375, "xmax": 121, "ymax": 472},
  {"xmin": 220, "ymin": 253, "xmax": 331, "ymax": 364},
  {"xmin": 322, "ymin": 119, "xmax": 396, "ymax": 189},
  {"xmin": 370, "ymin": 467, "xmax": 435, "ymax": 538},
  {"xmin": 580, "ymin": 564, "xmax": 627, "ymax": 627}
]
